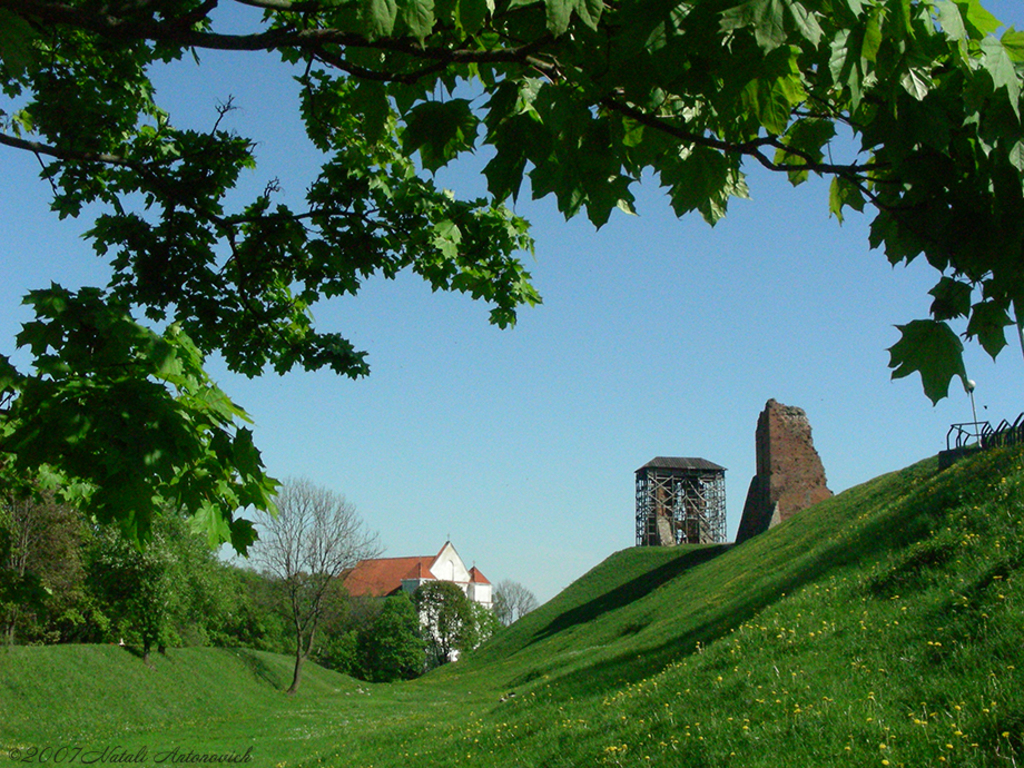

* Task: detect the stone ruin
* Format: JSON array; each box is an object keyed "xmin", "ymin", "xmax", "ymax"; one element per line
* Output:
[
  {"xmin": 735, "ymin": 399, "xmax": 832, "ymax": 544},
  {"xmin": 634, "ymin": 399, "xmax": 831, "ymax": 547}
]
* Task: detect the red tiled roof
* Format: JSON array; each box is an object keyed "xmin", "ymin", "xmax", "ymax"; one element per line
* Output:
[
  {"xmin": 341, "ymin": 556, "xmax": 436, "ymax": 598},
  {"xmin": 468, "ymin": 566, "xmax": 490, "ymax": 585}
]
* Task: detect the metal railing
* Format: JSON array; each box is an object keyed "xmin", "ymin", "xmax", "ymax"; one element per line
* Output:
[
  {"xmin": 946, "ymin": 421, "xmax": 990, "ymax": 450},
  {"xmin": 946, "ymin": 413, "xmax": 1024, "ymax": 452},
  {"xmin": 981, "ymin": 413, "xmax": 1024, "ymax": 450}
]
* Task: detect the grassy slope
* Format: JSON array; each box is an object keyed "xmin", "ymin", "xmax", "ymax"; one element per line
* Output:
[
  {"xmin": 395, "ymin": 447, "xmax": 1023, "ymax": 768},
  {"xmin": 3, "ymin": 446, "xmax": 1024, "ymax": 768},
  {"xmin": 0, "ymin": 647, "xmax": 357, "ymax": 755}
]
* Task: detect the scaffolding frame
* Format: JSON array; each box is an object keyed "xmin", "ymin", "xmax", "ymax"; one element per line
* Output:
[{"xmin": 635, "ymin": 458, "xmax": 727, "ymax": 546}]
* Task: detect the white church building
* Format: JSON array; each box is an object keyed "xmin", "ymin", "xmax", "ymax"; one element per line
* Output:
[{"xmin": 341, "ymin": 541, "xmax": 492, "ymax": 608}]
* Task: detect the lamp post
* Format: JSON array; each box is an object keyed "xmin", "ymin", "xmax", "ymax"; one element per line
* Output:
[{"xmin": 965, "ymin": 379, "xmax": 979, "ymax": 440}]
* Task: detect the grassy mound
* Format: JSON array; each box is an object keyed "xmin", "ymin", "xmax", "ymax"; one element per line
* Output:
[
  {"xmin": 3, "ymin": 446, "xmax": 1024, "ymax": 768},
  {"xmin": 0, "ymin": 646, "xmax": 356, "ymax": 746}
]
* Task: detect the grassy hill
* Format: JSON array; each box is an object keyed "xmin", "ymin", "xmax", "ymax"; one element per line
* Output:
[{"xmin": 3, "ymin": 446, "xmax": 1023, "ymax": 767}]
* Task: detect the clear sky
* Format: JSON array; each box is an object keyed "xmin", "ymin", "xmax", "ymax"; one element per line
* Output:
[{"xmin": 3, "ymin": 1, "xmax": 1023, "ymax": 604}]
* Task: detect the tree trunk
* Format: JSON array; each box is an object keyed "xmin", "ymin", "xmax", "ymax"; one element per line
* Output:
[
  {"xmin": 288, "ymin": 618, "xmax": 318, "ymax": 695},
  {"xmin": 287, "ymin": 650, "xmax": 305, "ymax": 695}
]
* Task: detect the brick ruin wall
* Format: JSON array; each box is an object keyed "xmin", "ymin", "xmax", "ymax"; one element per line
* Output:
[{"xmin": 735, "ymin": 399, "xmax": 832, "ymax": 544}]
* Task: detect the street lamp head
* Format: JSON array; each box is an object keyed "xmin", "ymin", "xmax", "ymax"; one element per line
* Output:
[{"xmin": 965, "ymin": 379, "xmax": 976, "ymax": 393}]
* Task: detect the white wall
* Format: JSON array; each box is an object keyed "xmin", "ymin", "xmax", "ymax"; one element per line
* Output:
[{"xmin": 432, "ymin": 542, "xmax": 471, "ymax": 583}]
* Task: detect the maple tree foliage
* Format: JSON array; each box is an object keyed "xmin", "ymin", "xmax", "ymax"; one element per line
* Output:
[{"xmin": 0, "ymin": 0, "xmax": 1022, "ymax": 543}]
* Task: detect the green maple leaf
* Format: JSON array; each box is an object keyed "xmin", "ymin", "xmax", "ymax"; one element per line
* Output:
[
  {"xmin": 888, "ymin": 320, "xmax": 967, "ymax": 404},
  {"xmin": 0, "ymin": 10, "xmax": 36, "ymax": 75},
  {"xmin": 1002, "ymin": 29, "xmax": 1024, "ymax": 63},
  {"xmin": 399, "ymin": 0, "xmax": 435, "ymax": 39},
  {"xmin": 928, "ymin": 276, "xmax": 972, "ymax": 321},
  {"xmin": 966, "ymin": 301, "xmax": 1011, "ymax": 359}
]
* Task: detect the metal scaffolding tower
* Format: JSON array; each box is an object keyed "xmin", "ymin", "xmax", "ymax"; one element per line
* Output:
[{"xmin": 635, "ymin": 457, "xmax": 727, "ymax": 546}]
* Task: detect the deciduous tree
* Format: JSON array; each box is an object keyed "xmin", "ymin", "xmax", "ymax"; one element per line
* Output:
[
  {"xmin": 87, "ymin": 523, "xmax": 174, "ymax": 663},
  {"xmin": 414, "ymin": 580, "xmax": 477, "ymax": 667},
  {"xmin": 493, "ymin": 579, "xmax": 539, "ymax": 626},
  {"xmin": 356, "ymin": 593, "xmax": 425, "ymax": 682},
  {"xmin": 1, "ymin": 0, "xmax": 1023, "ymax": 542},
  {"xmin": 248, "ymin": 478, "xmax": 380, "ymax": 694},
  {"xmin": 0, "ymin": 487, "xmax": 87, "ymax": 645},
  {"xmin": 468, "ymin": 600, "xmax": 501, "ymax": 645}
]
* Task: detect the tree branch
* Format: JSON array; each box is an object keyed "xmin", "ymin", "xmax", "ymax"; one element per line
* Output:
[
  {"xmin": 5, "ymin": 0, "xmax": 555, "ymax": 84},
  {"xmin": 599, "ymin": 96, "xmax": 881, "ymax": 180},
  {"xmin": 309, "ymin": 47, "xmax": 448, "ymax": 85},
  {"xmin": 0, "ymin": 131, "xmax": 135, "ymax": 167}
]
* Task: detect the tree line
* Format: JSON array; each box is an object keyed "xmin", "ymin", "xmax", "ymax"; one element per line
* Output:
[{"xmin": 0, "ymin": 478, "xmax": 537, "ymax": 689}]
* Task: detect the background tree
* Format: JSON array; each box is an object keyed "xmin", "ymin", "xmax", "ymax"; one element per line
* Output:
[
  {"xmin": 87, "ymin": 523, "xmax": 173, "ymax": 663},
  {"xmin": 311, "ymin": 592, "xmax": 390, "ymax": 675},
  {"xmin": 0, "ymin": 486, "xmax": 91, "ymax": 645},
  {"xmin": 84, "ymin": 509, "xmax": 256, "ymax": 658},
  {"xmin": 355, "ymin": 593, "xmax": 425, "ymax": 682},
  {"xmin": 0, "ymin": 482, "xmax": 351, "ymax": 655},
  {"xmin": 249, "ymin": 478, "xmax": 380, "ymax": 694},
  {"xmin": 186, "ymin": 563, "xmax": 272, "ymax": 651},
  {"xmin": 493, "ymin": 580, "xmax": 539, "ymax": 627},
  {"xmin": 414, "ymin": 580, "xmax": 478, "ymax": 668},
  {"xmin": 215, "ymin": 565, "xmax": 288, "ymax": 652},
  {"xmin": 0, "ymin": 505, "xmax": 46, "ymax": 646},
  {"xmin": 1, "ymin": 0, "xmax": 1023, "ymax": 542},
  {"xmin": 468, "ymin": 600, "xmax": 502, "ymax": 647},
  {"xmin": 159, "ymin": 515, "xmax": 263, "ymax": 648}
]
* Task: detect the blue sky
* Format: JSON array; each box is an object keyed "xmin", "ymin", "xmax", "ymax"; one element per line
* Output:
[{"xmin": 3, "ymin": 1, "xmax": 1023, "ymax": 603}]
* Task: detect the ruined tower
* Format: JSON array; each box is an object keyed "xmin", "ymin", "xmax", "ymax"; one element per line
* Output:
[
  {"xmin": 635, "ymin": 457, "xmax": 727, "ymax": 546},
  {"xmin": 735, "ymin": 399, "xmax": 832, "ymax": 544}
]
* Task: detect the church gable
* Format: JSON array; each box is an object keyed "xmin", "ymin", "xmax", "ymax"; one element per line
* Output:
[{"xmin": 429, "ymin": 541, "xmax": 471, "ymax": 583}]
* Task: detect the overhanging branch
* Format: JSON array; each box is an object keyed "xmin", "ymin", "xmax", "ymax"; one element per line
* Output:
[
  {"xmin": 598, "ymin": 96, "xmax": 881, "ymax": 181},
  {"xmin": 0, "ymin": 131, "xmax": 135, "ymax": 167},
  {"xmin": 4, "ymin": 0, "xmax": 552, "ymax": 69}
]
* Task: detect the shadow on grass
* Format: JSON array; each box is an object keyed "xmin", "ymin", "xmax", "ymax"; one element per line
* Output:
[
  {"xmin": 117, "ymin": 644, "xmax": 159, "ymax": 666},
  {"xmin": 537, "ymin": 458, "xmax": 959, "ymax": 700},
  {"xmin": 537, "ymin": 558, "xmax": 854, "ymax": 702},
  {"xmin": 118, "ymin": 644, "xmax": 146, "ymax": 661},
  {"xmin": 528, "ymin": 545, "xmax": 733, "ymax": 646},
  {"xmin": 231, "ymin": 649, "xmax": 288, "ymax": 691}
]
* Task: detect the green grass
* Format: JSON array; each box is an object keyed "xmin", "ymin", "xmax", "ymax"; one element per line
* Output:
[
  {"xmin": 3, "ymin": 446, "xmax": 1024, "ymax": 767},
  {"xmin": 0, "ymin": 646, "xmax": 356, "ymax": 759}
]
